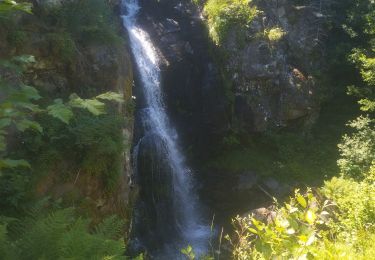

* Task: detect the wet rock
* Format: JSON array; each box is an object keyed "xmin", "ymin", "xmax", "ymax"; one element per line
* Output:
[
  {"xmin": 261, "ymin": 177, "xmax": 291, "ymax": 197},
  {"xmin": 236, "ymin": 171, "xmax": 259, "ymax": 191},
  {"xmin": 250, "ymin": 207, "xmax": 277, "ymax": 224}
]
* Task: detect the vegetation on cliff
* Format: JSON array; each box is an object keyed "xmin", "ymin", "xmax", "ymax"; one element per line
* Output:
[
  {"xmin": 0, "ymin": 1, "xmax": 134, "ymax": 258},
  {"xmin": 203, "ymin": 0, "xmax": 375, "ymax": 258}
]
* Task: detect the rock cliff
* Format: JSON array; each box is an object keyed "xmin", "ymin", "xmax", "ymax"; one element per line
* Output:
[
  {"xmin": 133, "ymin": 0, "xmax": 328, "ymax": 142},
  {"xmin": 219, "ymin": 0, "xmax": 326, "ymax": 131}
]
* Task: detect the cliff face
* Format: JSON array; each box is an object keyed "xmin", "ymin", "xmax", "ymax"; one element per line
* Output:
[
  {"xmin": 219, "ymin": 0, "xmax": 326, "ymax": 132},
  {"xmin": 132, "ymin": 0, "xmax": 327, "ymax": 145},
  {"xmin": 0, "ymin": 0, "xmax": 134, "ymax": 221}
]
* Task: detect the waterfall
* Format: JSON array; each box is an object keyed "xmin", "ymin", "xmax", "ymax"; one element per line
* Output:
[{"xmin": 121, "ymin": 0, "xmax": 209, "ymax": 257}]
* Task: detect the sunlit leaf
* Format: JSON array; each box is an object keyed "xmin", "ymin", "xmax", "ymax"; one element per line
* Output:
[
  {"xmin": 69, "ymin": 94, "xmax": 106, "ymax": 116},
  {"xmin": 12, "ymin": 55, "xmax": 36, "ymax": 64},
  {"xmin": 47, "ymin": 99, "xmax": 73, "ymax": 124},
  {"xmin": 96, "ymin": 92, "xmax": 124, "ymax": 103},
  {"xmin": 305, "ymin": 210, "xmax": 316, "ymax": 225},
  {"xmin": 297, "ymin": 194, "xmax": 307, "ymax": 208}
]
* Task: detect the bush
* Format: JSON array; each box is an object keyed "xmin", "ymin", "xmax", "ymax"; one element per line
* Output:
[
  {"xmin": 70, "ymin": 112, "xmax": 125, "ymax": 189},
  {"xmin": 323, "ymin": 174, "xmax": 375, "ymax": 234},
  {"xmin": 52, "ymin": 0, "xmax": 123, "ymax": 46},
  {"xmin": 228, "ymin": 184, "xmax": 375, "ymax": 259},
  {"xmin": 204, "ymin": 0, "xmax": 260, "ymax": 45},
  {"xmin": 337, "ymin": 116, "xmax": 375, "ymax": 179},
  {"xmin": 0, "ymin": 207, "xmax": 126, "ymax": 259},
  {"xmin": 266, "ymin": 27, "xmax": 286, "ymax": 42},
  {"xmin": 227, "ymin": 189, "xmax": 330, "ymax": 259}
]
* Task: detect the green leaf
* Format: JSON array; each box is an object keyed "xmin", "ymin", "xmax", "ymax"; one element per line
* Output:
[
  {"xmin": 296, "ymin": 194, "xmax": 307, "ymax": 208},
  {"xmin": 0, "ymin": 118, "xmax": 11, "ymax": 129},
  {"xmin": 181, "ymin": 245, "xmax": 195, "ymax": 259},
  {"xmin": 252, "ymin": 218, "xmax": 264, "ymax": 231},
  {"xmin": 15, "ymin": 119, "xmax": 43, "ymax": 133},
  {"xmin": 0, "ymin": 0, "xmax": 32, "ymax": 14},
  {"xmin": 19, "ymin": 85, "xmax": 41, "ymax": 101},
  {"xmin": 12, "ymin": 55, "xmax": 36, "ymax": 64},
  {"xmin": 248, "ymin": 228, "xmax": 258, "ymax": 234},
  {"xmin": 17, "ymin": 102, "xmax": 42, "ymax": 113},
  {"xmin": 47, "ymin": 100, "xmax": 73, "ymax": 124},
  {"xmin": 305, "ymin": 210, "xmax": 316, "ymax": 225},
  {"xmin": 0, "ymin": 159, "xmax": 31, "ymax": 169},
  {"xmin": 96, "ymin": 92, "xmax": 124, "ymax": 103},
  {"xmin": 69, "ymin": 94, "xmax": 106, "ymax": 116}
]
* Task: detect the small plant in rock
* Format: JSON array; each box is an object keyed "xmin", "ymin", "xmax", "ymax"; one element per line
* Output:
[{"xmin": 266, "ymin": 27, "xmax": 286, "ymax": 42}]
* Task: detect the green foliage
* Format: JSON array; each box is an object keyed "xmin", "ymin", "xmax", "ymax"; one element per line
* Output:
[
  {"xmin": 349, "ymin": 46, "xmax": 375, "ymax": 112},
  {"xmin": 0, "ymin": 207, "xmax": 127, "ymax": 259},
  {"xmin": 0, "ymin": 0, "xmax": 32, "ymax": 15},
  {"xmin": 0, "ymin": 55, "xmax": 125, "ymax": 209},
  {"xmin": 228, "ymin": 189, "xmax": 330, "ymax": 259},
  {"xmin": 181, "ymin": 245, "xmax": 196, "ymax": 260},
  {"xmin": 342, "ymin": 1, "xmax": 375, "ymax": 112},
  {"xmin": 323, "ymin": 175, "xmax": 375, "ymax": 234},
  {"xmin": 265, "ymin": 27, "xmax": 286, "ymax": 43},
  {"xmin": 69, "ymin": 113, "xmax": 125, "ymax": 189},
  {"xmin": 47, "ymin": 99, "xmax": 74, "ymax": 124},
  {"xmin": 228, "ymin": 184, "xmax": 375, "ymax": 259},
  {"xmin": 48, "ymin": 0, "xmax": 123, "ymax": 46},
  {"xmin": 0, "ymin": 56, "xmax": 124, "ymax": 171},
  {"xmin": 204, "ymin": 0, "xmax": 259, "ymax": 45},
  {"xmin": 337, "ymin": 116, "xmax": 375, "ymax": 179}
]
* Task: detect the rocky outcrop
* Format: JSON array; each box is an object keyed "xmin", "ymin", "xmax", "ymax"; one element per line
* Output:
[
  {"xmin": 217, "ymin": 0, "xmax": 326, "ymax": 131},
  {"xmin": 130, "ymin": 0, "xmax": 327, "ymax": 151}
]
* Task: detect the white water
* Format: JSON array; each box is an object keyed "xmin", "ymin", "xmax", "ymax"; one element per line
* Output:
[{"xmin": 121, "ymin": 0, "xmax": 209, "ymax": 256}]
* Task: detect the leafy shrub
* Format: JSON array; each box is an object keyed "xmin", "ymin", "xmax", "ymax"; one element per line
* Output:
[
  {"xmin": 51, "ymin": 0, "xmax": 123, "ymax": 46},
  {"xmin": 337, "ymin": 116, "xmax": 375, "ymax": 179},
  {"xmin": 0, "ymin": 55, "xmax": 125, "ymax": 211},
  {"xmin": 70, "ymin": 112, "xmax": 125, "ymax": 189},
  {"xmin": 323, "ymin": 175, "xmax": 375, "ymax": 235},
  {"xmin": 227, "ymin": 189, "xmax": 331, "ymax": 259},
  {"xmin": 204, "ymin": 0, "xmax": 260, "ymax": 45},
  {"xmin": 0, "ymin": 0, "xmax": 31, "ymax": 15},
  {"xmin": 266, "ymin": 27, "xmax": 286, "ymax": 42},
  {"xmin": 0, "ymin": 207, "xmax": 126, "ymax": 259},
  {"xmin": 228, "ymin": 185, "xmax": 375, "ymax": 259}
]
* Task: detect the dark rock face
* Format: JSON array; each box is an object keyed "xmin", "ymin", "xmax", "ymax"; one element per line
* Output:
[
  {"xmin": 131, "ymin": 0, "xmax": 326, "ymax": 146},
  {"xmin": 220, "ymin": 0, "xmax": 325, "ymax": 131}
]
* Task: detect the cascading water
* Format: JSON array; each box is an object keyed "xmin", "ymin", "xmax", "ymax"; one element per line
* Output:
[{"xmin": 121, "ymin": 0, "xmax": 209, "ymax": 257}]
